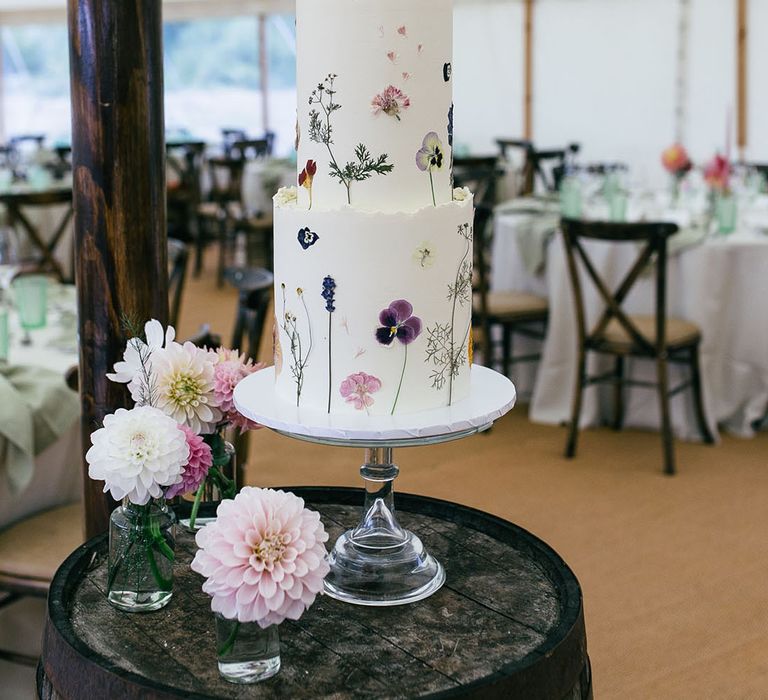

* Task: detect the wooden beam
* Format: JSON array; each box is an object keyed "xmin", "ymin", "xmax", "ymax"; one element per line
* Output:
[
  {"xmin": 68, "ymin": 0, "xmax": 169, "ymax": 537},
  {"xmin": 736, "ymin": 0, "xmax": 747, "ymax": 155},
  {"xmin": 258, "ymin": 13, "xmax": 270, "ymax": 136},
  {"xmin": 523, "ymin": 0, "xmax": 534, "ymax": 141}
]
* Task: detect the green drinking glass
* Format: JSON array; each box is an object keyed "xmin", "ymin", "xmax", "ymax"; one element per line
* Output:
[
  {"xmin": 13, "ymin": 275, "xmax": 48, "ymax": 345},
  {"xmin": 715, "ymin": 194, "xmax": 737, "ymax": 235},
  {"xmin": 609, "ymin": 191, "xmax": 628, "ymax": 222}
]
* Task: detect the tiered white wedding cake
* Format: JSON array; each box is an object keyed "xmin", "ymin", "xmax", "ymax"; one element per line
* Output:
[{"xmin": 273, "ymin": 0, "xmax": 474, "ymax": 416}]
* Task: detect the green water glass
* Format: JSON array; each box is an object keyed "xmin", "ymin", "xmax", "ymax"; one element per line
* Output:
[
  {"xmin": 715, "ymin": 194, "xmax": 737, "ymax": 235},
  {"xmin": 609, "ymin": 191, "xmax": 628, "ymax": 222},
  {"xmin": 560, "ymin": 177, "xmax": 582, "ymax": 218},
  {"xmin": 13, "ymin": 275, "xmax": 48, "ymax": 343}
]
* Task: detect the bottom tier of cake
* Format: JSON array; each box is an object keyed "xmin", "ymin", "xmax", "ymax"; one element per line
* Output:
[{"xmin": 272, "ymin": 187, "xmax": 475, "ymax": 416}]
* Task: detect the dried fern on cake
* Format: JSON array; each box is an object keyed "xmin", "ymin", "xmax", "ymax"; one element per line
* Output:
[
  {"xmin": 308, "ymin": 74, "xmax": 394, "ymax": 205},
  {"xmin": 425, "ymin": 223, "xmax": 473, "ymax": 405}
]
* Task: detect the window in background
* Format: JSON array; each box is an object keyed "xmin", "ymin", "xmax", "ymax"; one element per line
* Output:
[
  {"xmin": 164, "ymin": 14, "xmax": 297, "ymax": 156},
  {"xmin": 2, "ymin": 24, "xmax": 72, "ymax": 145}
]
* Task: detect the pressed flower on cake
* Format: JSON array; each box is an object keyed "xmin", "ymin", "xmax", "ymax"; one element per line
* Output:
[
  {"xmin": 375, "ymin": 300, "xmax": 422, "ymax": 415},
  {"xmin": 371, "ymin": 86, "xmax": 411, "ymax": 121},
  {"xmin": 416, "ymin": 132, "xmax": 445, "ymax": 206},
  {"xmin": 340, "ymin": 372, "xmax": 382, "ymax": 412},
  {"xmin": 191, "ymin": 487, "xmax": 330, "ymax": 627}
]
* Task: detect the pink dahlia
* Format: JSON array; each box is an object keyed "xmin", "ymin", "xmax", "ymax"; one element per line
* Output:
[
  {"xmin": 339, "ymin": 372, "xmax": 382, "ymax": 411},
  {"xmin": 164, "ymin": 425, "xmax": 213, "ymax": 499},
  {"xmin": 371, "ymin": 85, "xmax": 410, "ymax": 121},
  {"xmin": 191, "ymin": 487, "xmax": 330, "ymax": 627},
  {"xmin": 214, "ymin": 348, "xmax": 265, "ymax": 432}
]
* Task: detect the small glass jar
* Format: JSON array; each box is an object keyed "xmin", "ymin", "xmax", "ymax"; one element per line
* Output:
[
  {"xmin": 215, "ymin": 614, "xmax": 280, "ymax": 684},
  {"xmin": 108, "ymin": 498, "xmax": 176, "ymax": 612},
  {"xmin": 180, "ymin": 432, "xmax": 237, "ymax": 531}
]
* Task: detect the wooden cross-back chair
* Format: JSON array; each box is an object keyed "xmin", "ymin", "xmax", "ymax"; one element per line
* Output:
[
  {"xmin": 472, "ymin": 203, "xmax": 549, "ymax": 377},
  {"xmin": 0, "ymin": 189, "xmax": 74, "ymax": 282},
  {"xmin": 453, "ymin": 155, "xmax": 501, "ymax": 208},
  {"xmin": 167, "ymin": 140, "xmax": 205, "ymax": 245},
  {"xmin": 560, "ymin": 218, "xmax": 714, "ymax": 475},
  {"xmin": 496, "ymin": 140, "xmax": 580, "ymax": 195},
  {"xmin": 229, "ymin": 139, "xmax": 269, "ymax": 162}
]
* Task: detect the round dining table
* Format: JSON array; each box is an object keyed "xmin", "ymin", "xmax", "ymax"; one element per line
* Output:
[{"xmin": 492, "ymin": 192, "xmax": 768, "ymax": 440}]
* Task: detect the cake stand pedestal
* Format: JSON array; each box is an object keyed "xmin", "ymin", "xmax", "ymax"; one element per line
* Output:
[{"xmin": 233, "ymin": 365, "xmax": 516, "ymax": 606}]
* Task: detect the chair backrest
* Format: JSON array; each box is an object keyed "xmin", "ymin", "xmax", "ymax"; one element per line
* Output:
[
  {"xmin": 495, "ymin": 140, "xmax": 580, "ymax": 194},
  {"xmin": 453, "ymin": 156, "xmax": 500, "ymax": 208},
  {"xmin": 167, "ymin": 238, "xmax": 189, "ymax": 328},
  {"xmin": 230, "ymin": 269, "xmax": 274, "ymax": 362},
  {"xmin": 229, "ymin": 139, "xmax": 269, "ymax": 161},
  {"xmin": 206, "ymin": 156, "xmax": 245, "ymax": 205},
  {"xmin": 560, "ymin": 218, "xmax": 678, "ymax": 356}
]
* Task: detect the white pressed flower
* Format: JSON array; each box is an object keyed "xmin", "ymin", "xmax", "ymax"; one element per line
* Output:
[
  {"xmin": 86, "ymin": 406, "xmax": 190, "ymax": 505},
  {"xmin": 273, "ymin": 186, "xmax": 298, "ymax": 207},
  {"xmin": 152, "ymin": 341, "xmax": 222, "ymax": 434},
  {"xmin": 452, "ymin": 187, "xmax": 470, "ymax": 202}
]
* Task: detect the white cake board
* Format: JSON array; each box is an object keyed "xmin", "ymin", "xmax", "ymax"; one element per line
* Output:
[{"xmin": 233, "ymin": 365, "xmax": 516, "ymax": 447}]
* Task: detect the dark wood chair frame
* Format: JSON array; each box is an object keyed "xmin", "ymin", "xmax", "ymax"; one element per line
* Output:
[
  {"xmin": 496, "ymin": 140, "xmax": 580, "ymax": 195},
  {"xmin": 473, "ymin": 203, "xmax": 549, "ymax": 376},
  {"xmin": 560, "ymin": 218, "xmax": 715, "ymax": 475},
  {"xmin": 167, "ymin": 238, "xmax": 189, "ymax": 328},
  {"xmin": 0, "ymin": 189, "xmax": 74, "ymax": 281}
]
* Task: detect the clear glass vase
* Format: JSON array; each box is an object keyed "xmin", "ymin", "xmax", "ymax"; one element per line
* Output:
[
  {"xmin": 108, "ymin": 498, "xmax": 175, "ymax": 612},
  {"xmin": 180, "ymin": 432, "xmax": 237, "ymax": 531},
  {"xmin": 215, "ymin": 614, "xmax": 280, "ymax": 684}
]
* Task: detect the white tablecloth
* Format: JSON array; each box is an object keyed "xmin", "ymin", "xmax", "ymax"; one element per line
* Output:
[
  {"xmin": 492, "ymin": 199, "xmax": 768, "ymax": 440},
  {"xmin": 0, "ymin": 284, "xmax": 80, "ymax": 529}
]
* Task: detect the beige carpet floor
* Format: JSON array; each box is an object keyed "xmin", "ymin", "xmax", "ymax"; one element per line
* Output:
[{"xmin": 2, "ymin": 250, "xmax": 766, "ymax": 699}]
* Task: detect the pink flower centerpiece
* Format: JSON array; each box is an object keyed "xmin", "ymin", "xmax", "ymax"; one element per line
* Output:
[
  {"xmin": 661, "ymin": 143, "xmax": 692, "ymax": 177},
  {"xmin": 214, "ymin": 348, "xmax": 264, "ymax": 433},
  {"xmin": 191, "ymin": 487, "xmax": 330, "ymax": 627},
  {"xmin": 704, "ymin": 153, "xmax": 731, "ymax": 194}
]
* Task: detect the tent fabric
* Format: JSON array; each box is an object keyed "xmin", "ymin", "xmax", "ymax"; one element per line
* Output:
[{"xmin": 0, "ymin": 0, "xmax": 515, "ymax": 25}]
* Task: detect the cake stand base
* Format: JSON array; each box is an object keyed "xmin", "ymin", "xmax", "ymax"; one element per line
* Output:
[
  {"xmin": 233, "ymin": 365, "xmax": 517, "ymax": 606},
  {"xmin": 323, "ymin": 447, "xmax": 445, "ymax": 606}
]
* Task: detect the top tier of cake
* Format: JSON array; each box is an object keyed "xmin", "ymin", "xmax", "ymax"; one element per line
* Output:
[{"xmin": 296, "ymin": 0, "xmax": 454, "ymax": 213}]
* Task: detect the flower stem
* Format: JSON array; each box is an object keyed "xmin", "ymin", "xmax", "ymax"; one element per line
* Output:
[
  {"xmin": 145, "ymin": 544, "xmax": 173, "ymax": 591},
  {"xmin": 429, "ymin": 169, "xmax": 436, "ymax": 207},
  {"xmin": 327, "ymin": 312, "xmax": 332, "ymax": 414},
  {"xmin": 218, "ymin": 620, "xmax": 241, "ymax": 657},
  {"xmin": 189, "ymin": 481, "xmax": 206, "ymax": 529},
  {"xmin": 391, "ymin": 344, "xmax": 408, "ymax": 415}
]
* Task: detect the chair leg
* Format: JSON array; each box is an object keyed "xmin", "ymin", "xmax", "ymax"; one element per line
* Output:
[
  {"xmin": 502, "ymin": 326, "xmax": 512, "ymax": 377},
  {"xmin": 565, "ymin": 348, "xmax": 586, "ymax": 458},
  {"xmin": 656, "ymin": 354, "xmax": 676, "ymax": 475},
  {"xmin": 689, "ymin": 346, "xmax": 715, "ymax": 444},
  {"xmin": 612, "ymin": 355, "xmax": 624, "ymax": 431},
  {"xmin": 217, "ymin": 216, "xmax": 228, "ymax": 288},
  {"xmin": 194, "ymin": 216, "xmax": 206, "ymax": 277}
]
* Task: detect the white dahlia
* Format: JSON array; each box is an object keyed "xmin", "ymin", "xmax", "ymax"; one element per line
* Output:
[
  {"xmin": 191, "ymin": 487, "xmax": 330, "ymax": 627},
  {"xmin": 152, "ymin": 341, "xmax": 222, "ymax": 434},
  {"xmin": 86, "ymin": 406, "xmax": 190, "ymax": 505},
  {"xmin": 107, "ymin": 319, "xmax": 175, "ymax": 386}
]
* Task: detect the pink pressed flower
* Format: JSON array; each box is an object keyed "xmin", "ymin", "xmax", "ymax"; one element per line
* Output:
[
  {"xmin": 339, "ymin": 372, "xmax": 382, "ymax": 411},
  {"xmin": 371, "ymin": 85, "xmax": 410, "ymax": 121},
  {"xmin": 191, "ymin": 487, "xmax": 330, "ymax": 627},
  {"xmin": 165, "ymin": 425, "xmax": 213, "ymax": 499}
]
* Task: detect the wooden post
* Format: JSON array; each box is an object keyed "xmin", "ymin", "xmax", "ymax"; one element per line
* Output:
[
  {"xmin": 258, "ymin": 13, "xmax": 270, "ymax": 136},
  {"xmin": 523, "ymin": 0, "xmax": 534, "ymax": 141},
  {"xmin": 68, "ymin": 0, "xmax": 169, "ymax": 537},
  {"xmin": 736, "ymin": 0, "xmax": 747, "ymax": 157}
]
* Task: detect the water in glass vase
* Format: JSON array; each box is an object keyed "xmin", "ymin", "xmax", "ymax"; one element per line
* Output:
[
  {"xmin": 108, "ymin": 498, "xmax": 176, "ymax": 612},
  {"xmin": 215, "ymin": 614, "xmax": 281, "ymax": 683}
]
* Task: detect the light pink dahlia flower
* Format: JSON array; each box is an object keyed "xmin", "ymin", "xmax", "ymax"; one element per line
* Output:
[
  {"xmin": 164, "ymin": 425, "xmax": 213, "ymax": 499},
  {"xmin": 191, "ymin": 487, "xmax": 330, "ymax": 627},
  {"xmin": 214, "ymin": 348, "xmax": 264, "ymax": 432}
]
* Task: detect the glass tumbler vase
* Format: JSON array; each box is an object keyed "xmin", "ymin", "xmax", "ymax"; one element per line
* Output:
[
  {"xmin": 715, "ymin": 193, "xmax": 737, "ymax": 235},
  {"xmin": 215, "ymin": 614, "xmax": 281, "ymax": 684},
  {"xmin": 108, "ymin": 498, "xmax": 176, "ymax": 612}
]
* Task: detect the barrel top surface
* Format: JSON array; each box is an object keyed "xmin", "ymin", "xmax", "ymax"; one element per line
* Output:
[{"xmin": 42, "ymin": 487, "xmax": 588, "ymax": 700}]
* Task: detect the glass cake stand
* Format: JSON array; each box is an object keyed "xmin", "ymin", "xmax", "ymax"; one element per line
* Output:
[{"xmin": 233, "ymin": 365, "xmax": 516, "ymax": 606}]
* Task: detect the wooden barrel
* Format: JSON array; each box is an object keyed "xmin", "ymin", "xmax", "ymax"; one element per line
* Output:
[{"xmin": 39, "ymin": 487, "xmax": 591, "ymax": 699}]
